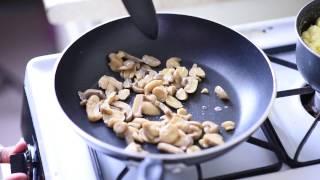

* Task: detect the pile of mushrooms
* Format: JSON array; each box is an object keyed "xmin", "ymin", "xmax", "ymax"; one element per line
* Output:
[{"xmin": 78, "ymin": 51, "xmax": 235, "ymax": 154}]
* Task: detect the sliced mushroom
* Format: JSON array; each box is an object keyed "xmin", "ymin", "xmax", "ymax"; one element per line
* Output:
[
  {"xmin": 132, "ymin": 118, "xmax": 149, "ymax": 127},
  {"xmin": 144, "ymin": 80, "xmax": 163, "ymax": 94},
  {"xmin": 113, "ymin": 121, "xmax": 128, "ymax": 138},
  {"xmin": 123, "ymin": 78, "xmax": 132, "ymax": 89},
  {"xmin": 214, "ymin": 85, "xmax": 229, "ymax": 101},
  {"xmin": 102, "ymin": 108, "xmax": 126, "ymax": 127},
  {"xmin": 186, "ymin": 145, "xmax": 201, "ymax": 154},
  {"xmin": 176, "ymin": 66, "xmax": 188, "ymax": 77},
  {"xmin": 185, "ymin": 124, "xmax": 202, "ymax": 140},
  {"xmin": 132, "ymin": 94, "xmax": 144, "ymax": 118},
  {"xmin": 86, "ymin": 95, "xmax": 102, "ymax": 122},
  {"xmin": 166, "ymin": 57, "xmax": 181, "ymax": 68},
  {"xmin": 138, "ymin": 74, "xmax": 154, "ymax": 88},
  {"xmin": 175, "ymin": 88, "xmax": 188, "ymax": 101},
  {"xmin": 144, "ymin": 94, "xmax": 157, "ymax": 104},
  {"xmin": 177, "ymin": 108, "xmax": 188, "ymax": 116},
  {"xmin": 117, "ymin": 89, "xmax": 130, "ymax": 100},
  {"xmin": 184, "ymin": 77, "xmax": 198, "ymax": 94},
  {"xmin": 161, "ymin": 68, "xmax": 175, "ymax": 84},
  {"xmin": 108, "ymin": 53, "xmax": 123, "ymax": 72},
  {"xmin": 117, "ymin": 51, "xmax": 143, "ymax": 63},
  {"xmin": 112, "ymin": 101, "xmax": 133, "ymax": 121},
  {"xmin": 98, "ymin": 75, "xmax": 123, "ymax": 90},
  {"xmin": 201, "ymin": 88, "xmax": 209, "ymax": 94},
  {"xmin": 104, "ymin": 117, "xmax": 122, "ymax": 128},
  {"xmin": 100, "ymin": 92, "xmax": 118, "ymax": 114},
  {"xmin": 221, "ymin": 121, "xmax": 235, "ymax": 131},
  {"xmin": 189, "ymin": 64, "xmax": 206, "ymax": 78},
  {"xmin": 152, "ymin": 85, "xmax": 168, "ymax": 102},
  {"xmin": 159, "ymin": 124, "xmax": 180, "ymax": 144},
  {"xmin": 125, "ymin": 142, "xmax": 146, "ymax": 153},
  {"xmin": 128, "ymin": 122, "xmax": 141, "ymax": 129},
  {"xmin": 174, "ymin": 130, "xmax": 193, "ymax": 150},
  {"xmin": 142, "ymin": 55, "xmax": 161, "ymax": 67},
  {"xmin": 199, "ymin": 133, "xmax": 224, "ymax": 148},
  {"xmin": 166, "ymin": 85, "xmax": 177, "ymax": 96},
  {"xmin": 157, "ymin": 102, "xmax": 173, "ymax": 116},
  {"xmin": 132, "ymin": 82, "xmax": 144, "ymax": 93},
  {"xmin": 121, "ymin": 68, "xmax": 136, "ymax": 79},
  {"xmin": 78, "ymin": 89, "xmax": 106, "ymax": 102},
  {"xmin": 118, "ymin": 59, "xmax": 136, "ymax": 70},
  {"xmin": 105, "ymin": 84, "xmax": 117, "ymax": 96},
  {"xmin": 141, "ymin": 122, "xmax": 160, "ymax": 143},
  {"xmin": 165, "ymin": 95, "xmax": 183, "ymax": 109},
  {"xmin": 125, "ymin": 126, "xmax": 144, "ymax": 143},
  {"xmin": 157, "ymin": 143, "xmax": 184, "ymax": 154},
  {"xmin": 135, "ymin": 68, "xmax": 147, "ymax": 80},
  {"xmin": 141, "ymin": 101, "xmax": 161, "ymax": 116},
  {"xmin": 202, "ymin": 121, "xmax": 219, "ymax": 134}
]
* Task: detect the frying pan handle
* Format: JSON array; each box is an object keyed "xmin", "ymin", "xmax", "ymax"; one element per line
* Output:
[
  {"xmin": 137, "ymin": 158, "xmax": 164, "ymax": 180},
  {"xmin": 122, "ymin": 0, "xmax": 159, "ymax": 39}
]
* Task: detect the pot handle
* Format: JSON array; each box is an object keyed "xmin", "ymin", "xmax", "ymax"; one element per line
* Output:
[
  {"xmin": 122, "ymin": 0, "xmax": 158, "ymax": 39},
  {"xmin": 137, "ymin": 158, "xmax": 164, "ymax": 180}
]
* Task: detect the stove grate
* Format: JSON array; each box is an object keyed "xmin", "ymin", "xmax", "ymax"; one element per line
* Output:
[{"xmin": 266, "ymin": 45, "xmax": 320, "ymax": 168}]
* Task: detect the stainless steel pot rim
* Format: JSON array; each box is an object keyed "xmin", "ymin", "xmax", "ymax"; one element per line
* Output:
[
  {"xmin": 53, "ymin": 13, "xmax": 277, "ymax": 161},
  {"xmin": 295, "ymin": 0, "xmax": 320, "ymax": 59}
]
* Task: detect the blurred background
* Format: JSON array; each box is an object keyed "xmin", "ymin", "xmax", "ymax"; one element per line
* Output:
[{"xmin": 0, "ymin": 0, "xmax": 312, "ymax": 146}]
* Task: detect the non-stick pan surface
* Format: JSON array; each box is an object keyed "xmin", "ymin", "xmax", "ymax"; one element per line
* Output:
[{"xmin": 54, "ymin": 14, "xmax": 275, "ymax": 164}]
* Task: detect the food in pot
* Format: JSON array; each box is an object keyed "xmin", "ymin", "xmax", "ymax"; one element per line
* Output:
[
  {"xmin": 302, "ymin": 17, "xmax": 320, "ymax": 54},
  {"xmin": 78, "ymin": 51, "xmax": 236, "ymax": 154}
]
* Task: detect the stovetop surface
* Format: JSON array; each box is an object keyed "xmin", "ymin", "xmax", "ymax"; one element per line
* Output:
[{"xmin": 23, "ymin": 17, "xmax": 320, "ymax": 180}]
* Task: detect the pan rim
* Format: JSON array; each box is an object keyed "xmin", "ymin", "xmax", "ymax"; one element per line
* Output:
[
  {"xmin": 53, "ymin": 13, "xmax": 277, "ymax": 161},
  {"xmin": 295, "ymin": 0, "xmax": 320, "ymax": 59}
]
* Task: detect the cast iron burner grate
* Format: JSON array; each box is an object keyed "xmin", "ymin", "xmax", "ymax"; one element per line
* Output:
[
  {"xmin": 88, "ymin": 44, "xmax": 320, "ymax": 179},
  {"xmin": 266, "ymin": 45, "xmax": 320, "ymax": 168}
]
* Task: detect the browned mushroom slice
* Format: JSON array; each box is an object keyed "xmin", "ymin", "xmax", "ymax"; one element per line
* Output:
[
  {"xmin": 86, "ymin": 95, "xmax": 103, "ymax": 122},
  {"xmin": 186, "ymin": 145, "xmax": 201, "ymax": 154},
  {"xmin": 112, "ymin": 101, "xmax": 133, "ymax": 122},
  {"xmin": 202, "ymin": 121, "xmax": 219, "ymax": 134},
  {"xmin": 165, "ymin": 95, "xmax": 183, "ymax": 109},
  {"xmin": 174, "ymin": 130, "xmax": 194, "ymax": 150},
  {"xmin": 152, "ymin": 85, "xmax": 168, "ymax": 102},
  {"xmin": 159, "ymin": 124, "xmax": 180, "ymax": 144},
  {"xmin": 214, "ymin": 85, "xmax": 229, "ymax": 101},
  {"xmin": 113, "ymin": 121, "xmax": 128, "ymax": 138},
  {"xmin": 166, "ymin": 57, "xmax": 181, "ymax": 68},
  {"xmin": 125, "ymin": 142, "xmax": 147, "ymax": 153},
  {"xmin": 141, "ymin": 122, "xmax": 160, "ymax": 144},
  {"xmin": 157, "ymin": 143, "xmax": 183, "ymax": 154},
  {"xmin": 142, "ymin": 55, "xmax": 161, "ymax": 67},
  {"xmin": 183, "ymin": 76, "xmax": 198, "ymax": 94},
  {"xmin": 132, "ymin": 94, "xmax": 144, "ymax": 118},
  {"xmin": 141, "ymin": 101, "xmax": 161, "ymax": 116},
  {"xmin": 157, "ymin": 102, "xmax": 173, "ymax": 116},
  {"xmin": 199, "ymin": 133, "xmax": 224, "ymax": 148},
  {"xmin": 118, "ymin": 59, "xmax": 136, "ymax": 70},
  {"xmin": 144, "ymin": 80, "xmax": 163, "ymax": 94},
  {"xmin": 117, "ymin": 51, "xmax": 143, "ymax": 63},
  {"xmin": 98, "ymin": 75, "xmax": 123, "ymax": 90},
  {"xmin": 78, "ymin": 89, "xmax": 106, "ymax": 105},
  {"xmin": 108, "ymin": 53, "xmax": 123, "ymax": 72},
  {"xmin": 189, "ymin": 64, "xmax": 206, "ymax": 78},
  {"xmin": 117, "ymin": 89, "xmax": 130, "ymax": 100}
]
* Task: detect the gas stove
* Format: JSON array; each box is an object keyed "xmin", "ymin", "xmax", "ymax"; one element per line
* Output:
[{"xmin": 20, "ymin": 17, "xmax": 320, "ymax": 179}]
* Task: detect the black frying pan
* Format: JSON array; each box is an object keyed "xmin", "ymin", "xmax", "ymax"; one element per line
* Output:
[{"xmin": 54, "ymin": 1, "xmax": 276, "ymax": 179}]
